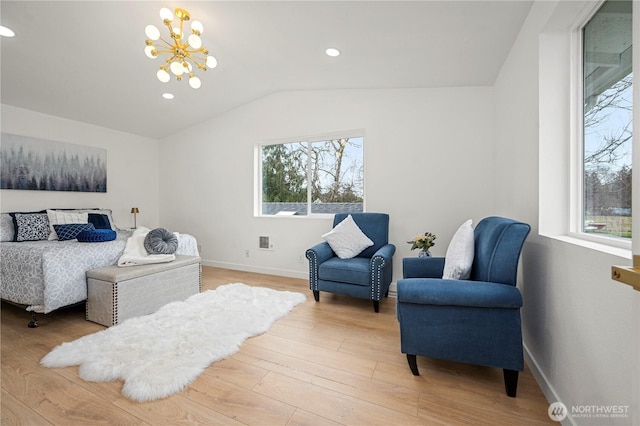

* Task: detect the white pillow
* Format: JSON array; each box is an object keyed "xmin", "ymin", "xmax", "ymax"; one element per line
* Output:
[
  {"xmin": 442, "ymin": 219, "xmax": 475, "ymax": 280},
  {"xmin": 0, "ymin": 213, "xmax": 15, "ymax": 242},
  {"xmin": 46, "ymin": 210, "xmax": 89, "ymax": 240},
  {"xmin": 322, "ymin": 215, "xmax": 374, "ymax": 259}
]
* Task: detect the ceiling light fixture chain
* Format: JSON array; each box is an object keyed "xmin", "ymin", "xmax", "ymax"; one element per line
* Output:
[{"xmin": 144, "ymin": 7, "xmax": 217, "ymax": 89}]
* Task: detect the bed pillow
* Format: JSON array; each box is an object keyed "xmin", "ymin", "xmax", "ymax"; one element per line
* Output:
[
  {"xmin": 14, "ymin": 213, "xmax": 50, "ymax": 242},
  {"xmin": 88, "ymin": 213, "xmax": 112, "ymax": 230},
  {"xmin": 322, "ymin": 214, "xmax": 374, "ymax": 259},
  {"xmin": 144, "ymin": 228, "xmax": 179, "ymax": 254},
  {"xmin": 47, "ymin": 210, "xmax": 89, "ymax": 240},
  {"xmin": 53, "ymin": 223, "xmax": 95, "ymax": 241},
  {"xmin": 0, "ymin": 213, "xmax": 15, "ymax": 242},
  {"xmin": 442, "ymin": 219, "xmax": 475, "ymax": 280},
  {"xmin": 77, "ymin": 229, "xmax": 117, "ymax": 242},
  {"xmin": 70, "ymin": 209, "xmax": 117, "ymax": 231}
]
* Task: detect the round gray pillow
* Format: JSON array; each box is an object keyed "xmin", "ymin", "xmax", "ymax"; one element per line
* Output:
[{"xmin": 144, "ymin": 228, "xmax": 179, "ymax": 254}]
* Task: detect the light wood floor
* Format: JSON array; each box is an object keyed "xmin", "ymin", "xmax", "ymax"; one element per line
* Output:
[{"xmin": 1, "ymin": 267, "xmax": 553, "ymax": 425}]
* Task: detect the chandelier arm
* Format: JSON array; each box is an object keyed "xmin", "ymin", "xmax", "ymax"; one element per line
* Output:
[
  {"xmin": 182, "ymin": 48, "xmax": 208, "ymax": 55},
  {"xmin": 153, "ymin": 48, "xmax": 177, "ymax": 56},
  {"xmin": 157, "ymin": 36, "xmax": 177, "ymax": 49},
  {"xmin": 179, "ymin": 16, "xmax": 185, "ymax": 42}
]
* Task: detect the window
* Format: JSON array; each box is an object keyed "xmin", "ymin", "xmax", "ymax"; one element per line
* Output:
[
  {"xmin": 581, "ymin": 0, "xmax": 633, "ymax": 239},
  {"xmin": 258, "ymin": 133, "xmax": 364, "ymax": 216}
]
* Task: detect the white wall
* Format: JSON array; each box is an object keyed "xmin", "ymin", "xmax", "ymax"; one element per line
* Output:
[
  {"xmin": 159, "ymin": 88, "xmax": 497, "ymax": 281},
  {"xmin": 0, "ymin": 105, "xmax": 161, "ymax": 229},
  {"xmin": 495, "ymin": 1, "xmax": 639, "ymax": 424}
]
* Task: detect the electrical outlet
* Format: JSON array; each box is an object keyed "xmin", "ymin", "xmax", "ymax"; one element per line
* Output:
[
  {"xmin": 298, "ymin": 255, "xmax": 304, "ymax": 264},
  {"xmin": 197, "ymin": 244, "xmax": 202, "ymax": 252},
  {"xmin": 245, "ymin": 250, "xmax": 250, "ymax": 258}
]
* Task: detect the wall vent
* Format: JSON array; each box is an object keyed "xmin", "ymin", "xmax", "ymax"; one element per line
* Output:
[{"xmin": 259, "ymin": 236, "xmax": 270, "ymax": 249}]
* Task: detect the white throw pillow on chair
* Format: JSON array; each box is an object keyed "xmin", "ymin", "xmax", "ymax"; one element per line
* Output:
[
  {"xmin": 322, "ymin": 215, "xmax": 374, "ymax": 259},
  {"xmin": 442, "ymin": 219, "xmax": 474, "ymax": 280}
]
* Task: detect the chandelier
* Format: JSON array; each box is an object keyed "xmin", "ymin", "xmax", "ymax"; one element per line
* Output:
[{"xmin": 144, "ymin": 7, "xmax": 217, "ymax": 89}]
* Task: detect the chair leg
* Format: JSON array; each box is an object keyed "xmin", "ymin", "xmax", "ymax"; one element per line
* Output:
[
  {"xmin": 372, "ymin": 300, "xmax": 379, "ymax": 312},
  {"xmin": 503, "ymin": 369, "xmax": 519, "ymax": 397},
  {"xmin": 313, "ymin": 290, "xmax": 319, "ymax": 302},
  {"xmin": 407, "ymin": 354, "xmax": 420, "ymax": 376},
  {"xmin": 384, "ymin": 289, "xmax": 389, "ymax": 297}
]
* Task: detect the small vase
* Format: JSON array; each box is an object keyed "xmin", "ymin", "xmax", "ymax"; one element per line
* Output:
[{"xmin": 418, "ymin": 250, "xmax": 431, "ymax": 258}]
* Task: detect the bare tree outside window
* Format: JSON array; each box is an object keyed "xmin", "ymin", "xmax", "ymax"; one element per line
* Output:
[{"xmin": 582, "ymin": 0, "xmax": 632, "ymax": 238}]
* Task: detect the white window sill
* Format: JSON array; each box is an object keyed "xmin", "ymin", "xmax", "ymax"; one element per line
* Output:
[{"xmin": 540, "ymin": 233, "xmax": 632, "ymax": 260}]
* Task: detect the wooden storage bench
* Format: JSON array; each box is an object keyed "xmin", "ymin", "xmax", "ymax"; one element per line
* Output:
[{"xmin": 86, "ymin": 255, "xmax": 201, "ymax": 326}]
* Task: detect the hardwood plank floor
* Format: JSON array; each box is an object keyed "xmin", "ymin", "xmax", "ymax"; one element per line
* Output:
[{"xmin": 1, "ymin": 267, "xmax": 553, "ymax": 425}]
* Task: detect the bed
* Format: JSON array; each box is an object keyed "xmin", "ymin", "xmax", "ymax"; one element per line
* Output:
[{"xmin": 0, "ymin": 209, "xmax": 199, "ymax": 316}]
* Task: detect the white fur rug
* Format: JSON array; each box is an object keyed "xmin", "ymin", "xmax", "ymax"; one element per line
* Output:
[{"xmin": 41, "ymin": 283, "xmax": 306, "ymax": 402}]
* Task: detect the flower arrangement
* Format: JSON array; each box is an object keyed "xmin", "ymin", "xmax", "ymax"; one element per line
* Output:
[{"xmin": 407, "ymin": 232, "xmax": 436, "ymax": 252}]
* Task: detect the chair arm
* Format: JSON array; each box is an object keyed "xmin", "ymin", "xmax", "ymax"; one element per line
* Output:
[
  {"xmin": 306, "ymin": 242, "xmax": 334, "ymax": 265},
  {"xmin": 402, "ymin": 257, "xmax": 445, "ymax": 278},
  {"xmin": 371, "ymin": 243, "xmax": 396, "ymax": 263},
  {"xmin": 397, "ymin": 278, "xmax": 523, "ymax": 308},
  {"xmin": 370, "ymin": 244, "xmax": 396, "ymax": 300}
]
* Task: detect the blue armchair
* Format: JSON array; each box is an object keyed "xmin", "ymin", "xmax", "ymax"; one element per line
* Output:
[
  {"xmin": 306, "ymin": 213, "xmax": 396, "ymax": 312},
  {"xmin": 396, "ymin": 216, "xmax": 530, "ymax": 397}
]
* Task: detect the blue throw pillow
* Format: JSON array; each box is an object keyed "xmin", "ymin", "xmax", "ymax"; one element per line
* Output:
[
  {"xmin": 77, "ymin": 229, "xmax": 117, "ymax": 242},
  {"xmin": 53, "ymin": 223, "xmax": 95, "ymax": 241},
  {"xmin": 88, "ymin": 213, "xmax": 112, "ymax": 230}
]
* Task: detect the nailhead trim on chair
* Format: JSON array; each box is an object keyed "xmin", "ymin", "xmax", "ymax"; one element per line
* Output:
[
  {"xmin": 371, "ymin": 255, "xmax": 386, "ymax": 301},
  {"xmin": 306, "ymin": 249, "xmax": 319, "ymax": 291}
]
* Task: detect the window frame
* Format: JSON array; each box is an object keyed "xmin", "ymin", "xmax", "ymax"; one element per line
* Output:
[
  {"xmin": 254, "ymin": 129, "xmax": 366, "ymax": 218},
  {"xmin": 569, "ymin": 0, "xmax": 633, "ymax": 251}
]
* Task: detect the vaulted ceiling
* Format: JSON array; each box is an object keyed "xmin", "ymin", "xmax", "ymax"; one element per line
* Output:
[{"xmin": 1, "ymin": 1, "xmax": 532, "ymax": 139}]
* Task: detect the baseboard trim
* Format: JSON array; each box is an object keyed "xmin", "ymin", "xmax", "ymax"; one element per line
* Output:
[
  {"xmin": 523, "ymin": 342, "xmax": 576, "ymax": 425},
  {"xmin": 202, "ymin": 260, "xmax": 308, "ymax": 280}
]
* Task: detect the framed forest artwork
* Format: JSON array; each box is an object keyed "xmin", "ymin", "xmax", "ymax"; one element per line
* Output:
[{"xmin": 0, "ymin": 133, "xmax": 107, "ymax": 192}]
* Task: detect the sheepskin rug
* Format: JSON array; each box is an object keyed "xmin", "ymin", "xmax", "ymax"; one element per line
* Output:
[{"xmin": 41, "ymin": 283, "xmax": 306, "ymax": 402}]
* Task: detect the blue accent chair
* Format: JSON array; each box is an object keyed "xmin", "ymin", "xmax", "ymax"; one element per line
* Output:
[
  {"xmin": 306, "ymin": 213, "xmax": 396, "ymax": 312},
  {"xmin": 396, "ymin": 216, "xmax": 530, "ymax": 397}
]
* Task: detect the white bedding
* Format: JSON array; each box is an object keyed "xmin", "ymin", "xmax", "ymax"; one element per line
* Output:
[{"xmin": 0, "ymin": 230, "xmax": 199, "ymax": 313}]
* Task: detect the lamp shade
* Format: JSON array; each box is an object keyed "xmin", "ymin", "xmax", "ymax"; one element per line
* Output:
[
  {"xmin": 206, "ymin": 56, "xmax": 217, "ymax": 69},
  {"xmin": 159, "ymin": 7, "xmax": 173, "ymax": 22},
  {"xmin": 191, "ymin": 20, "xmax": 204, "ymax": 34},
  {"xmin": 131, "ymin": 207, "xmax": 140, "ymax": 214},
  {"xmin": 145, "ymin": 25, "xmax": 160, "ymax": 40},
  {"xmin": 189, "ymin": 75, "xmax": 201, "ymax": 89}
]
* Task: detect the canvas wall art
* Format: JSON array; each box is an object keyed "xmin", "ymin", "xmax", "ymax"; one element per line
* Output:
[{"xmin": 0, "ymin": 133, "xmax": 107, "ymax": 192}]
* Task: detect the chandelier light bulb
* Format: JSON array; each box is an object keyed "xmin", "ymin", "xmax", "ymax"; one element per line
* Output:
[
  {"xmin": 144, "ymin": 25, "xmax": 160, "ymax": 41},
  {"xmin": 157, "ymin": 68, "xmax": 170, "ymax": 83},
  {"xmin": 206, "ymin": 56, "xmax": 218, "ymax": 69},
  {"xmin": 184, "ymin": 62, "xmax": 193, "ymax": 72},
  {"xmin": 189, "ymin": 75, "xmax": 202, "ymax": 89},
  {"xmin": 170, "ymin": 61, "xmax": 185, "ymax": 76},
  {"xmin": 144, "ymin": 45, "xmax": 157, "ymax": 59},
  {"xmin": 191, "ymin": 21, "xmax": 204, "ymax": 35},
  {"xmin": 188, "ymin": 34, "xmax": 202, "ymax": 49},
  {"xmin": 172, "ymin": 27, "xmax": 182, "ymax": 37},
  {"xmin": 159, "ymin": 7, "xmax": 173, "ymax": 22}
]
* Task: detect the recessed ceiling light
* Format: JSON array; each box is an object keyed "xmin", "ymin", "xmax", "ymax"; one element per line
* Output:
[
  {"xmin": 325, "ymin": 48, "xmax": 341, "ymax": 57},
  {"xmin": 0, "ymin": 26, "xmax": 15, "ymax": 38},
  {"xmin": 162, "ymin": 93, "xmax": 174, "ymax": 100}
]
